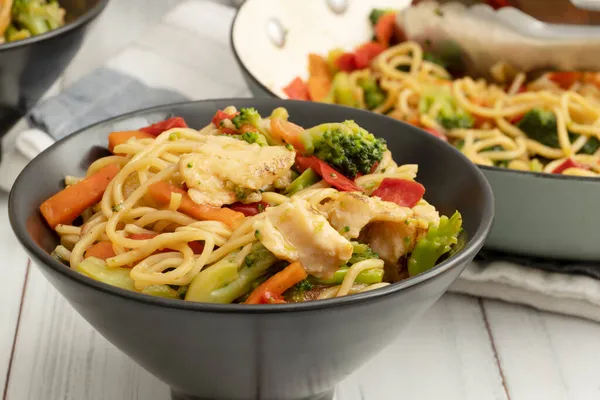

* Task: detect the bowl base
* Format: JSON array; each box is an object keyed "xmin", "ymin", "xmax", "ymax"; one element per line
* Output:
[{"xmin": 170, "ymin": 388, "xmax": 335, "ymax": 400}]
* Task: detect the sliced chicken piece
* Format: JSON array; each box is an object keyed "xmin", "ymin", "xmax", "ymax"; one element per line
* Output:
[
  {"xmin": 253, "ymin": 197, "xmax": 353, "ymax": 278},
  {"xmin": 360, "ymin": 200, "xmax": 440, "ymax": 265},
  {"xmin": 316, "ymin": 192, "xmax": 413, "ymax": 239},
  {"xmin": 180, "ymin": 136, "xmax": 295, "ymax": 207}
]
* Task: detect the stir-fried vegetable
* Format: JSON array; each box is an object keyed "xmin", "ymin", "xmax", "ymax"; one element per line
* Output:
[
  {"xmin": 185, "ymin": 243, "xmax": 278, "ymax": 304},
  {"xmin": 39, "ymin": 164, "xmax": 120, "ymax": 228},
  {"xmin": 75, "ymin": 257, "xmax": 136, "ymax": 291},
  {"xmin": 1, "ymin": 0, "xmax": 66, "ymax": 42},
  {"xmin": 245, "ymin": 261, "xmax": 308, "ymax": 304},
  {"xmin": 516, "ymin": 108, "xmax": 600, "ymax": 154},
  {"xmin": 147, "ymin": 181, "xmax": 245, "ymax": 228},
  {"xmin": 284, "ymin": 167, "xmax": 320, "ymax": 196},
  {"xmin": 301, "ymin": 120, "xmax": 387, "ymax": 178},
  {"xmin": 419, "ymin": 85, "xmax": 474, "ymax": 130},
  {"xmin": 407, "ymin": 211, "xmax": 463, "ymax": 277}
]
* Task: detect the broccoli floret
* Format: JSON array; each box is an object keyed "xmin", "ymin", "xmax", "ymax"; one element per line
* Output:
[
  {"xmin": 239, "ymin": 131, "xmax": 268, "ymax": 146},
  {"xmin": 516, "ymin": 108, "xmax": 600, "ymax": 154},
  {"xmin": 358, "ymin": 76, "xmax": 386, "ymax": 110},
  {"xmin": 408, "ymin": 211, "xmax": 462, "ymax": 277},
  {"xmin": 231, "ymin": 107, "xmax": 261, "ymax": 130},
  {"xmin": 419, "ymin": 86, "xmax": 473, "ymax": 130},
  {"xmin": 11, "ymin": 0, "xmax": 66, "ymax": 36},
  {"xmin": 516, "ymin": 108, "xmax": 558, "ymax": 148},
  {"xmin": 348, "ymin": 242, "xmax": 379, "ymax": 265},
  {"xmin": 301, "ymin": 120, "xmax": 387, "ymax": 178},
  {"xmin": 368, "ymin": 8, "xmax": 395, "ymax": 26}
]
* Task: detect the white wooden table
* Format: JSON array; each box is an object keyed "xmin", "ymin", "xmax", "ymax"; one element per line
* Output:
[{"xmin": 2, "ymin": 1, "xmax": 600, "ymax": 399}]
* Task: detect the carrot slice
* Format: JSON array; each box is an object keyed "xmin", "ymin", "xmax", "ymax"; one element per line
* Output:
[
  {"xmin": 147, "ymin": 181, "xmax": 245, "ymax": 229},
  {"xmin": 245, "ymin": 262, "xmax": 308, "ymax": 304},
  {"xmin": 374, "ymin": 13, "xmax": 396, "ymax": 47},
  {"xmin": 308, "ymin": 53, "xmax": 332, "ymax": 79},
  {"xmin": 307, "ymin": 75, "xmax": 332, "ymax": 102},
  {"xmin": 108, "ymin": 130, "xmax": 155, "ymax": 153},
  {"xmin": 283, "ymin": 77, "xmax": 310, "ymax": 100},
  {"xmin": 548, "ymin": 72, "xmax": 582, "ymax": 90},
  {"xmin": 84, "ymin": 241, "xmax": 116, "ymax": 260},
  {"xmin": 270, "ymin": 118, "xmax": 306, "ymax": 151},
  {"xmin": 40, "ymin": 164, "xmax": 120, "ymax": 229}
]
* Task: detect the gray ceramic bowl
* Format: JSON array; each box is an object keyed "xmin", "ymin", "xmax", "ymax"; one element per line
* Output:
[
  {"xmin": 231, "ymin": 0, "xmax": 600, "ymax": 262},
  {"xmin": 0, "ymin": 0, "xmax": 109, "ymax": 134},
  {"xmin": 9, "ymin": 99, "xmax": 494, "ymax": 400}
]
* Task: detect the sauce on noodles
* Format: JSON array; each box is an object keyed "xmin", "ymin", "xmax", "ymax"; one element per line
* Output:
[
  {"xmin": 40, "ymin": 106, "xmax": 464, "ymax": 304},
  {"xmin": 284, "ymin": 8, "xmax": 600, "ymax": 178}
]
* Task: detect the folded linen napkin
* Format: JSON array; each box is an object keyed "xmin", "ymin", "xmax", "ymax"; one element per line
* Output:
[
  {"xmin": 1, "ymin": 0, "xmax": 599, "ymax": 324},
  {"xmin": 0, "ymin": 68, "xmax": 189, "ymax": 193}
]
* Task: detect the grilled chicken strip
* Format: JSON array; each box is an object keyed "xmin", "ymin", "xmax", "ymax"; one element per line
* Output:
[
  {"xmin": 181, "ymin": 136, "xmax": 295, "ymax": 207},
  {"xmin": 253, "ymin": 197, "xmax": 353, "ymax": 278}
]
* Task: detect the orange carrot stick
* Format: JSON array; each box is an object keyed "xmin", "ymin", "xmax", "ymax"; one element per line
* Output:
[
  {"xmin": 307, "ymin": 75, "xmax": 332, "ymax": 102},
  {"xmin": 84, "ymin": 241, "xmax": 116, "ymax": 260},
  {"xmin": 40, "ymin": 164, "xmax": 120, "ymax": 229},
  {"xmin": 108, "ymin": 130, "xmax": 155, "ymax": 153},
  {"xmin": 270, "ymin": 118, "xmax": 305, "ymax": 151},
  {"xmin": 245, "ymin": 262, "xmax": 308, "ymax": 304},
  {"xmin": 308, "ymin": 53, "xmax": 332, "ymax": 80},
  {"xmin": 147, "ymin": 181, "xmax": 245, "ymax": 229}
]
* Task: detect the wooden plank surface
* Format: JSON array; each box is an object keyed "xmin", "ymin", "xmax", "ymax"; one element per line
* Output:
[
  {"xmin": 483, "ymin": 299, "xmax": 600, "ymax": 400},
  {"xmin": 0, "ymin": 194, "xmax": 30, "ymax": 395}
]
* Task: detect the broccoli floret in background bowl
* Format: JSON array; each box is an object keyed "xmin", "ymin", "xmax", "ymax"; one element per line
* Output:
[
  {"xmin": 419, "ymin": 85, "xmax": 474, "ymax": 130},
  {"xmin": 301, "ymin": 120, "xmax": 387, "ymax": 178},
  {"xmin": 516, "ymin": 108, "xmax": 600, "ymax": 154}
]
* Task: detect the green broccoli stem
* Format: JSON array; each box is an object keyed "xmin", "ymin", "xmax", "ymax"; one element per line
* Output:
[
  {"xmin": 269, "ymin": 107, "xmax": 289, "ymax": 121},
  {"xmin": 185, "ymin": 252, "xmax": 240, "ymax": 302},
  {"xmin": 284, "ymin": 168, "xmax": 320, "ymax": 196},
  {"xmin": 207, "ymin": 244, "xmax": 278, "ymax": 304},
  {"xmin": 141, "ymin": 285, "xmax": 181, "ymax": 299},
  {"xmin": 314, "ymin": 267, "xmax": 383, "ymax": 285},
  {"xmin": 75, "ymin": 257, "xmax": 136, "ymax": 291},
  {"xmin": 407, "ymin": 211, "xmax": 463, "ymax": 277}
]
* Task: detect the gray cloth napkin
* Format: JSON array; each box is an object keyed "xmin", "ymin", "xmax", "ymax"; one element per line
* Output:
[{"xmin": 29, "ymin": 67, "xmax": 189, "ymax": 140}]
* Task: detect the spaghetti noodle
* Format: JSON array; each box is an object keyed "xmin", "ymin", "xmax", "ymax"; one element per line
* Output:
[
  {"xmin": 40, "ymin": 106, "xmax": 464, "ymax": 304},
  {"xmin": 284, "ymin": 8, "xmax": 600, "ymax": 177}
]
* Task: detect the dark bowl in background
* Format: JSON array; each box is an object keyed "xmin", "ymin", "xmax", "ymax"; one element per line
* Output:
[
  {"xmin": 9, "ymin": 99, "xmax": 494, "ymax": 400},
  {"xmin": 230, "ymin": 0, "xmax": 600, "ymax": 262},
  {"xmin": 0, "ymin": 0, "xmax": 109, "ymax": 134}
]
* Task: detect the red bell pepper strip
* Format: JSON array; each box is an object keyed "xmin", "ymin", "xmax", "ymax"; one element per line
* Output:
[
  {"xmin": 283, "ymin": 77, "xmax": 310, "ymax": 100},
  {"xmin": 486, "ymin": 0, "xmax": 511, "ymax": 9},
  {"xmin": 139, "ymin": 117, "xmax": 188, "ymax": 136},
  {"xmin": 551, "ymin": 158, "xmax": 590, "ymax": 174},
  {"xmin": 371, "ymin": 178, "xmax": 425, "ymax": 208},
  {"xmin": 295, "ymin": 156, "xmax": 361, "ymax": 192},
  {"xmin": 228, "ymin": 202, "xmax": 270, "ymax": 217},
  {"xmin": 335, "ymin": 53, "xmax": 358, "ymax": 73},
  {"xmin": 220, "ymin": 128, "xmax": 238, "ymax": 135},
  {"xmin": 354, "ymin": 42, "xmax": 387, "ymax": 69},
  {"xmin": 509, "ymin": 114, "xmax": 524, "ymax": 125},
  {"xmin": 548, "ymin": 72, "xmax": 582, "ymax": 90},
  {"xmin": 212, "ymin": 110, "xmax": 239, "ymax": 127}
]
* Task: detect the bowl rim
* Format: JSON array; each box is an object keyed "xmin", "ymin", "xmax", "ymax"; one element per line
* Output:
[
  {"xmin": 9, "ymin": 98, "xmax": 495, "ymax": 314},
  {"xmin": 229, "ymin": 0, "xmax": 600, "ymax": 185},
  {"xmin": 0, "ymin": 0, "xmax": 110, "ymax": 53}
]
